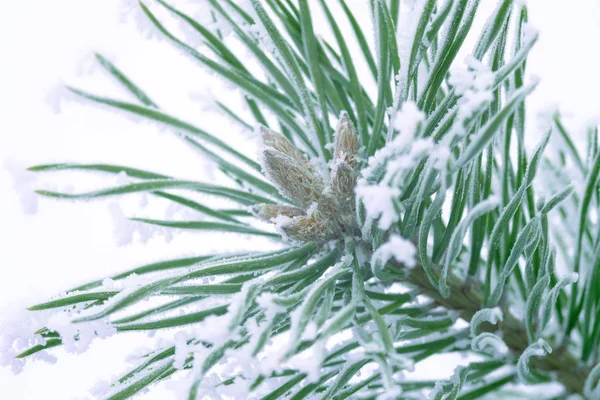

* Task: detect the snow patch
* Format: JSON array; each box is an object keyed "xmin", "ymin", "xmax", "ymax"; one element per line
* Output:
[
  {"xmin": 372, "ymin": 235, "xmax": 417, "ymax": 268},
  {"xmin": 4, "ymin": 160, "xmax": 39, "ymax": 215}
]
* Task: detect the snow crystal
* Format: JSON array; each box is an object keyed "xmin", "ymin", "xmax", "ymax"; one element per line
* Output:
[
  {"xmin": 191, "ymin": 313, "xmax": 232, "ymax": 349},
  {"xmin": 391, "ymin": 101, "xmax": 425, "ymax": 137},
  {"xmin": 173, "ymin": 331, "xmax": 191, "ymax": 370},
  {"xmin": 306, "ymin": 202, "xmax": 319, "ymax": 217},
  {"xmin": 210, "ymin": 15, "xmax": 234, "ymax": 39},
  {"xmin": 270, "ymin": 214, "xmax": 293, "ymax": 241},
  {"xmin": 355, "ymin": 184, "xmax": 401, "ymax": 230},
  {"xmin": 44, "ymin": 81, "xmax": 76, "ymax": 114},
  {"xmin": 287, "ymin": 341, "xmax": 325, "ymax": 382},
  {"xmin": 248, "ymin": 23, "xmax": 276, "ymax": 55},
  {"xmin": 102, "ymin": 278, "xmax": 116, "ymax": 289},
  {"xmin": 377, "ymin": 385, "xmax": 402, "ymax": 400},
  {"xmin": 186, "ymin": 285, "xmax": 259, "ymax": 352},
  {"xmin": 108, "ymin": 200, "xmax": 175, "ymax": 246},
  {"xmin": 46, "ymin": 312, "xmax": 116, "ymax": 354},
  {"xmin": 360, "ymin": 102, "xmax": 435, "ymax": 210},
  {"xmin": 73, "ymin": 51, "xmax": 99, "ymax": 77},
  {"xmin": 0, "ymin": 307, "xmax": 55, "ymax": 373},
  {"xmin": 188, "ymin": 88, "xmax": 220, "ymax": 113},
  {"xmin": 448, "ymin": 56, "xmax": 494, "ymax": 131},
  {"xmin": 4, "ymin": 159, "xmax": 39, "ymax": 215},
  {"xmin": 118, "ymin": 0, "xmax": 161, "ymax": 40},
  {"xmin": 89, "ymin": 380, "xmax": 111, "ymax": 397},
  {"xmin": 536, "ymin": 105, "xmax": 560, "ymax": 136},
  {"xmin": 522, "ymin": 22, "xmax": 540, "ymax": 44},
  {"xmin": 108, "ymin": 202, "xmax": 135, "ymax": 246},
  {"xmin": 139, "ymin": 192, "xmax": 148, "ymax": 208},
  {"xmin": 392, "ymin": 0, "xmax": 422, "ymax": 108},
  {"xmin": 449, "ymin": 67, "xmax": 474, "ymax": 96},
  {"xmin": 256, "ymin": 292, "xmax": 284, "ymax": 320},
  {"xmin": 395, "ymin": 137, "xmax": 435, "ymax": 168},
  {"xmin": 359, "ymin": 129, "xmax": 434, "ymax": 232},
  {"xmin": 115, "ymin": 171, "xmax": 130, "ymax": 186},
  {"xmin": 226, "ymin": 0, "xmax": 257, "ymax": 25},
  {"xmin": 372, "ymin": 235, "xmax": 417, "ymax": 268},
  {"xmin": 430, "ymin": 145, "xmax": 452, "ymax": 170},
  {"xmin": 465, "ymin": 56, "xmax": 495, "ymax": 90},
  {"xmin": 302, "ymin": 321, "xmax": 319, "ymax": 341},
  {"xmin": 124, "ymin": 346, "xmax": 151, "ymax": 364}
]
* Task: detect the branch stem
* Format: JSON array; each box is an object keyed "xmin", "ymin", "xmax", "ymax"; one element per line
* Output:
[{"xmin": 392, "ymin": 260, "xmax": 589, "ymax": 395}]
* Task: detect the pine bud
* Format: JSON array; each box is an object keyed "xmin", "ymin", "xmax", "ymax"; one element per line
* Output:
[
  {"xmin": 333, "ymin": 111, "xmax": 359, "ymax": 168},
  {"xmin": 260, "ymin": 126, "xmax": 314, "ymax": 171},
  {"xmin": 261, "ymin": 149, "xmax": 325, "ymax": 208},
  {"xmin": 329, "ymin": 160, "xmax": 359, "ymax": 236},
  {"xmin": 256, "ymin": 118, "xmax": 361, "ymax": 242},
  {"xmin": 250, "ymin": 203, "xmax": 305, "ymax": 222},
  {"xmin": 330, "ymin": 159, "xmax": 357, "ymax": 211},
  {"xmin": 277, "ymin": 204, "xmax": 338, "ymax": 242}
]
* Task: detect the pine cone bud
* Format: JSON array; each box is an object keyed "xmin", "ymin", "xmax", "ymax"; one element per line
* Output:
[
  {"xmin": 330, "ymin": 159, "xmax": 357, "ymax": 211},
  {"xmin": 277, "ymin": 204, "xmax": 338, "ymax": 242},
  {"xmin": 329, "ymin": 160, "xmax": 358, "ymax": 236},
  {"xmin": 250, "ymin": 204, "xmax": 305, "ymax": 222},
  {"xmin": 261, "ymin": 149, "xmax": 325, "ymax": 208},
  {"xmin": 333, "ymin": 111, "xmax": 359, "ymax": 168},
  {"xmin": 260, "ymin": 126, "xmax": 315, "ymax": 171}
]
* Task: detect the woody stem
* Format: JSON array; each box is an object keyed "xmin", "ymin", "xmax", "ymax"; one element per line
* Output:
[{"xmin": 389, "ymin": 259, "xmax": 588, "ymax": 395}]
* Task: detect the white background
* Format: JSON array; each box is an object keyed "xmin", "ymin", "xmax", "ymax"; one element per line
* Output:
[{"xmin": 1, "ymin": 0, "xmax": 599, "ymax": 398}]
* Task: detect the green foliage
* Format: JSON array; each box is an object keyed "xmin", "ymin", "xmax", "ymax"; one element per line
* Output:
[{"xmin": 5, "ymin": 0, "xmax": 600, "ymax": 399}]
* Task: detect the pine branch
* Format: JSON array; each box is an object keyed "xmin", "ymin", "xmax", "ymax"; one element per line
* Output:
[
  {"xmin": 393, "ymin": 257, "xmax": 590, "ymax": 395},
  {"xmin": 5, "ymin": 1, "xmax": 600, "ymax": 398}
]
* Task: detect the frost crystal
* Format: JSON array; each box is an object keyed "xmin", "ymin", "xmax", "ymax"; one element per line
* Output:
[
  {"xmin": 108, "ymin": 202, "xmax": 136, "ymax": 246},
  {"xmin": 448, "ymin": 56, "xmax": 494, "ymax": 132},
  {"xmin": 377, "ymin": 385, "xmax": 402, "ymax": 400},
  {"xmin": 362, "ymin": 101, "xmax": 432, "ymax": 182},
  {"xmin": 287, "ymin": 341, "xmax": 325, "ymax": 382},
  {"xmin": 4, "ymin": 160, "xmax": 39, "ymax": 215},
  {"xmin": 391, "ymin": 101, "xmax": 425, "ymax": 137},
  {"xmin": 357, "ymin": 102, "xmax": 438, "ymax": 230},
  {"xmin": 174, "ymin": 331, "xmax": 192, "ymax": 370},
  {"xmin": 522, "ymin": 22, "xmax": 540, "ymax": 44},
  {"xmin": 256, "ymin": 292, "xmax": 285, "ymax": 320},
  {"xmin": 355, "ymin": 185, "xmax": 401, "ymax": 230},
  {"xmin": 0, "ymin": 307, "xmax": 55, "ymax": 373},
  {"xmin": 46, "ymin": 313, "xmax": 116, "ymax": 354},
  {"xmin": 89, "ymin": 380, "xmax": 111, "ymax": 397},
  {"xmin": 45, "ymin": 81, "xmax": 79, "ymax": 114},
  {"xmin": 449, "ymin": 56, "xmax": 494, "ymax": 95},
  {"xmin": 118, "ymin": 0, "xmax": 162, "ymax": 39},
  {"xmin": 372, "ymin": 235, "xmax": 417, "ymax": 268},
  {"xmin": 248, "ymin": 23, "xmax": 277, "ymax": 56}
]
